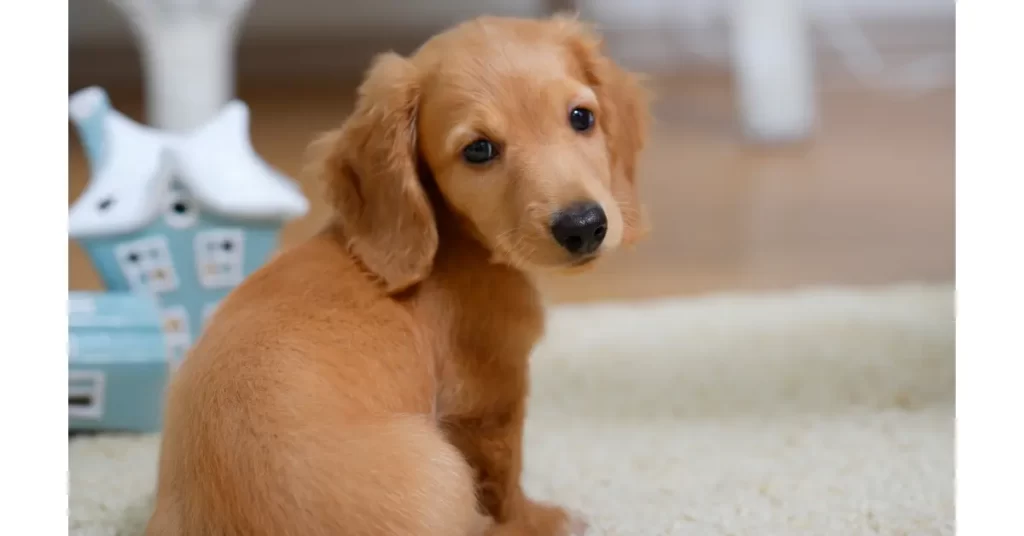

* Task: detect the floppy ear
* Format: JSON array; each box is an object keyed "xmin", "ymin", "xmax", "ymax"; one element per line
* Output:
[
  {"xmin": 562, "ymin": 17, "xmax": 652, "ymax": 245},
  {"xmin": 310, "ymin": 52, "xmax": 437, "ymax": 293}
]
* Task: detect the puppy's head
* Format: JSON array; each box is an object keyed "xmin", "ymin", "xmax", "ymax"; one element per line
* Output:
[{"xmin": 314, "ymin": 16, "xmax": 650, "ymax": 293}]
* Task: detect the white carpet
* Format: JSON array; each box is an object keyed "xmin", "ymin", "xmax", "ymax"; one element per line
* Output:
[{"xmin": 69, "ymin": 283, "xmax": 955, "ymax": 536}]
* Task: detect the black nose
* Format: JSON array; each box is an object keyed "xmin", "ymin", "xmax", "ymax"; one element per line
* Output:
[{"xmin": 550, "ymin": 202, "xmax": 608, "ymax": 255}]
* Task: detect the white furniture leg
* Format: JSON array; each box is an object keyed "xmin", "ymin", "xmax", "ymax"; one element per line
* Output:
[
  {"xmin": 729, "ymin": 0, "xmax": 818, "ymax": 143},
  {"xmin": 107, "ymin": 0, "xmax": 254, "ymax": 132}
]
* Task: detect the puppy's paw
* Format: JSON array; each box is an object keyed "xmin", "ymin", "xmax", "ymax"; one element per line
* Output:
[
  {"xmin": 529, "ymin": 502, "xmax": 588, "ymax": 536},
  {"xmin": 564, "ymin": 510, "xmax": 589, "ymax": 535},
  {"xmin": 487, "ymin": 501, "xmax": 588, "ymax": 536}
]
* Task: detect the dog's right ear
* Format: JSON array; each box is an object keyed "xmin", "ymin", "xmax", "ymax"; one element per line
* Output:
[{"xmin": 310, "ymin": 52, "xmax": 437, "ymax": 294}]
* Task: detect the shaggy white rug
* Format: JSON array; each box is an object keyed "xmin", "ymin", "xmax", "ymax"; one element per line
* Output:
[{"xmin": 69, "ymin": 283, "xmax": 955, "ymax": 536}]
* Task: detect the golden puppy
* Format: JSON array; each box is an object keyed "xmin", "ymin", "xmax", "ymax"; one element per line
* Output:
[{"xmin": 147, "ymin": 14, "xmax": 650, "ymax": 536}]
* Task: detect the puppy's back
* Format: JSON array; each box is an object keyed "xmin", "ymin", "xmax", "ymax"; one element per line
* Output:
[
  {"xmin": 177, "ymin": 228, "xmax": 436, "ymax": 412},
  {"xmin": 149, "ymin": 231, "xmax": 448, "ymax": 535}
]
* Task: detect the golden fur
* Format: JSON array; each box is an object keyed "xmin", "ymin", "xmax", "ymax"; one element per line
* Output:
[{"xmin": 147, "ymin": 15, "xmax": 650, "ymax": 536}]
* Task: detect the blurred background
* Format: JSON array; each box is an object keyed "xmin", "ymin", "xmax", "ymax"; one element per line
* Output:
[{"xmin": 68, "ymin": 0, "xmax": 955, "ymax": 304}]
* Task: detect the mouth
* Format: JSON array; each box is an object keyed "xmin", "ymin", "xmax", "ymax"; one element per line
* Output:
[{"xmin": 568, "ymin": 255, "xmax": 599, "ymax": 268}]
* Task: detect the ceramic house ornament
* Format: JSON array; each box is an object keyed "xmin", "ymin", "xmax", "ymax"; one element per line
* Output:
[{"xmin": 69, "ymin": 86, "xmax": 309, "ymax": 369}]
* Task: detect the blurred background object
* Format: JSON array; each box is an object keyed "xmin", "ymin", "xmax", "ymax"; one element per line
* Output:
[
  {"xmin": 69, "ymin": 0, "xmax": 955, "ymax": 304},
  {"xmin": 729, "ymin": 0, "xmax": 818, "ymax": 142},
  {"xmin": 106, "ymin": 0, "xmax": 256, "ymax": 132}
]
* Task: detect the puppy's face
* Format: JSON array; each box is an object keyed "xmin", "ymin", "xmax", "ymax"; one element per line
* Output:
[
  {"xmin": 417, "ymin": 25, "xmax": 630, "ymax": 271},
  {"xmin": 316, "ymin": 16, "xmax": 650, "ymax": 292}
]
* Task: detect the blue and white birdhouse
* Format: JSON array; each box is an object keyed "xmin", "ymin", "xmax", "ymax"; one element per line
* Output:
[
  {"xmin": 69, "ymin": 291, "xmax": 169, "ymax": 433},
  {"xmin": 68, "ymin": 87, "xmax": 309, "ymax": 369}
]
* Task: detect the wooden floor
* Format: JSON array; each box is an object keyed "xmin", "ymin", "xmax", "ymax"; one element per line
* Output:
[{"xmin": 68, "ymin": 75, "xmax": 954, "ymax": 303}]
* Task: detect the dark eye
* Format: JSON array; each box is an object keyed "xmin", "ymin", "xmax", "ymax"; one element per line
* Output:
[
  {"xmin": 569, "ymin": 107, "xmax": 595, "ymax": 132},
  {"xmin": 172, "ymin": 201, "xmax": 190, "ymax": 214},
  {"xmin": 463, "ymin": 139, "xmax": 498, "ymax": 164}
]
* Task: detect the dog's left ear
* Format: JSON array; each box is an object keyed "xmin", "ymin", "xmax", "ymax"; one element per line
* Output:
[{"xmin": 561, "ymin": 16, "xmax": 653, "ymax": 245}]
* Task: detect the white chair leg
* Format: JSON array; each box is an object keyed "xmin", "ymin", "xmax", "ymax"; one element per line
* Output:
[
  {"xmin": 729, "ymin": 0, "xmax": 818, "ymax": 143},
  {"xmin": 107, "ymin": 0, "xmax": 254, "ymax": 132}
]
